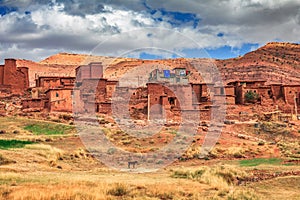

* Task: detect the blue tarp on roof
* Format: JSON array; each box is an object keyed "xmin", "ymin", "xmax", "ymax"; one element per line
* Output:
[{"xmin": 163, "ymin": 70, "xmax": 170, "ymax": 78}]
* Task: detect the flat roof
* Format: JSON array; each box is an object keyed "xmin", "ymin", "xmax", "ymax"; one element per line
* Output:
[
  {"xmin": 45, "ymin": 88, "xmax": 74, "ymax": 93},
  {"xmin": 37, "ymin": 76, "xmax": 75, "ymax": 79}
]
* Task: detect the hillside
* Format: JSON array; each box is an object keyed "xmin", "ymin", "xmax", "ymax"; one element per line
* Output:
[
  {"xmin": 14, "ymin": 42, "xmax": 300, "ymax": 87},
  {"xmin": 215, "ymin": 42, "xmax": 300, "ymax": 84}
]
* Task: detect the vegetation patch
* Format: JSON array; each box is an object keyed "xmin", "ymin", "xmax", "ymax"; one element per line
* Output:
[
  {"xmin": 171, "ymin": 169, "xmax": 204, "ymax": 179},
  {"xmin": 0, "ymin": 139, "xmax": 34, "ymax": 150},
  {"xmin": 240, "ymin": 158, "xmax": 282, "ymax": 167},
  {"xmin": 244, "ymin": 90, "xmax": 259, "ymax": 103},
  {"xmin": 172, "ymin": 165, "xmax": 246, "ymax": 190},
  {"xmin": 107, "ymin": 183, "xmax": 129, "ymax": 197},
  {"xmin": 24, "ymin": 123, "xmax": 74, "ymax": 135}
]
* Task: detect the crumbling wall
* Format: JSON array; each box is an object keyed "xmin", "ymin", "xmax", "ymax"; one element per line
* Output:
[{"xmin": 1, "ymin": 59, "xmax": 29, "ymax": 95}]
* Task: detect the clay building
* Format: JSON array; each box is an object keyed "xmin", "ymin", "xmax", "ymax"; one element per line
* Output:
[
  {"xmin": 22, "ymin": 98, "xmax": 48, "ymax": 112},
  {"xmin": 0, "ymin": 59, "xmax": 29, "ymax": 96},
  {"xmin": 106, "ymin": 80, "xmax": 118, "ymax": 100},
  {"xmin": 147, "ymin": 82, "xmax": 201, "ymax": 121},
  {"xmin": 22, "ymin": 76, "xmax": 75, "ymax": 112},
  {"xmin": 74, "ymin": 62, "xmax": 119, "ymax": 114},
  {"xmin": 75, "ymin": 62, "xmax": 103, "ymax": 82},
  {"xmin": 191, "ymin": 83, "xmax": 214, "ymax": 104},
  {"xmin": 45, "ymin": 88, "xmax": 74, "ymax": 113},
  {"xmin": 228, "ymin": 80, "xmax": 272, "ymax": 104},
  {"xmin": 214, "ymin": 85, "xmax": 236, "ymax": 105},
  {"xmin": 282, "ymin": 85, "xmax": 300, "ymax": 106},
  {"xmin": 36, "ymin": 76, "xmax": 75, "ymax": 91}
]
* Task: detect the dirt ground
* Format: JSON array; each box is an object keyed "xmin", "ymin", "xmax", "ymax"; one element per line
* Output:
[{"xmin": 0, "ymin": 116, "xmax": 299, "ymax": 199}]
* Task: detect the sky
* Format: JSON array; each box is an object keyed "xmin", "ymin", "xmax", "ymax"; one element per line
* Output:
[{"xmin": 0, "ymin": 0, "xmax": 299, "ymax": 61}]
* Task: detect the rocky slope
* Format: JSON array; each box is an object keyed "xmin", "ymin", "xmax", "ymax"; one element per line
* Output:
[{"xmin": 15, "ymin": 42, "xmax": 300, "ymax": 87}]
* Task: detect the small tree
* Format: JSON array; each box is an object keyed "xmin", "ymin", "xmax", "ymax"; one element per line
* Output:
[{"xmin": 244, "ymin": 91, "xmax": 259, "ymax": 103}]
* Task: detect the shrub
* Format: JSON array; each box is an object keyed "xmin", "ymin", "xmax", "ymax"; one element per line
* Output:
[
  {"xmin": 107, "ymin": 183, "xmax": 129, "ymax": 196},
  {"xmin": 244, "ymin": 91, "xmax": 259, "ymax": 103}
]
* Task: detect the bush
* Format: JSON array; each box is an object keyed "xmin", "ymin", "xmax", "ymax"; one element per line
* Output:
[
  {"xmin": 107, "ymin": 183, "xmax": 129, "ymax": 196},
  {"xmin": 244, "ymin": 91, "xmax": 259, "ymax": 103}
]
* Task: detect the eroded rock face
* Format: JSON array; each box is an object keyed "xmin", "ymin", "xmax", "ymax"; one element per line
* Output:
[{"xmin": 216, "ymin": 42, "xmax": 300, "ymax": 85}]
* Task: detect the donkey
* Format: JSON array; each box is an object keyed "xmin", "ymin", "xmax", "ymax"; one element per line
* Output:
[{"xmin": 128, "ymin": 161, "xmax": 138, "ymax": 169}]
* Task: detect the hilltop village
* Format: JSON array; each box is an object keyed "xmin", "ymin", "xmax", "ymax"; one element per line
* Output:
[{"xmin": 0, "ymin": 45, "xmax": 300, "ymax": 123}]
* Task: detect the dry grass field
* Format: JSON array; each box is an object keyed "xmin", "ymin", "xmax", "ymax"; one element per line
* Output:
[{"xmin": 0, "ymin": 116, "xmax": 299, "ymax": 200}]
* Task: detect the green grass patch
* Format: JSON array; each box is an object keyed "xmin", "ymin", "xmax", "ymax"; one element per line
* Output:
[
  {"xmin": 24, "ymin": 123, "xmax": 73, "ymax": 135},
  {"xmin": 0, "ymin": 140, "xmax": 34, "ymax": 150},
  {"xmin": 240, "ymin": 158, "xmax": 282, "ymax": 167}
]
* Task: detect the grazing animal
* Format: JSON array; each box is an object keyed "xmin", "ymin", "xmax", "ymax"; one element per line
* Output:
[{"xmin": 128, "ymin": 161, "xmax": 138, "ymax": 169}]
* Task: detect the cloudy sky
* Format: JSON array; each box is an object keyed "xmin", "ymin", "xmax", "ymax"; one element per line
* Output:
[{"xmin": 0, "ymin": 0, "xmax": 299, "ymax": 62}]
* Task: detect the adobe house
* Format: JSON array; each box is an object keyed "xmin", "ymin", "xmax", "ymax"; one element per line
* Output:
[
  {"xmin": 270, "ymin": 84, "xmax": 284, "ymax": 101},
  {"xmin": 282, "ymin": 85, "xmax": 300, "ymax": 106},
  {"xmin": 191, "ymin": 83, "xmax": 214, "ymax": 103},
  {"xmin": 96, "ymin": 102, "xmax": 112, "ymax": 114},
  {"xmin": 0, "ymin": 59, "xmax": 29, "ymax": 96},
  {"xmin": 36, "ymin": 76, "xmax": 75, "ymax": 91},
  {"xmin": 45, "ymin": 88, "xmax": 74, "ymax": 112},
  {"xmin": 74, "ymin": 62, "xmax": 107, "ymax": 113},
  {"xmin": 214, "ymin": 85, "xmax": 235, "ymax": 105},
  {"xmin": 21, "ymin": 98, "xmax": 48, "ymax": 111},
  {"xmin": 75, "ymin": 62, "xmax": 103, "ymax": 82},
  {"xmin": 106, "ymin": 80, "xmax": 118, "ymax": 99},
  {"xmin": 146, "ymin": 82, "xmax": 197, "ymax": 121},
  {"xmin": 228, "ymin": 80, "xmax": 272, "ymax": 104}
]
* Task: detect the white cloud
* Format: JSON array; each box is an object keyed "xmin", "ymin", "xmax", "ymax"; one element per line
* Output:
[{"xmin": 0, "ymin": 0, "xmax": 299, "ymax": 61}]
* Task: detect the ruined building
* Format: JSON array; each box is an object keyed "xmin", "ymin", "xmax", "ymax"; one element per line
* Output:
[
  {"xmin": 22, "ymin": 75, "xmax": 76, "ymax": 112},
  {"xmin": 73, "ymin": 62, "xmax": 118, "ymax": 114},
  {"xmin": 0, "ymin": 59, "xmax": 29, "ymax": 97}
]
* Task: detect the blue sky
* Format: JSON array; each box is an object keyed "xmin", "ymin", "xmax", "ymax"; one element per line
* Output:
[{"xmin": 0, "ymin": 0, "xmax": 299, "ymax": 61}]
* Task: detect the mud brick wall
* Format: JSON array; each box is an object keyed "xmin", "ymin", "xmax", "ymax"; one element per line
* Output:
[
  {"xmin": 214, "ymin": 95, "xmax": 235, "ymax": 105},
  {"xmin": 225, "ymin": 86, "xmax": 235, "ymax": 96},
  {"xmin": 147, "ymin": 83, "xmax": 167, "ymax": 115},
  {"xmin": 73, "ymin": 89, "xmax": 84, "ymax": 113},
  {"xmin": 22, "ymin": 99, "xmax": 46, "ymax": 110},
  {"xmin": 257, "ymin": 87, "xmax": 272, "ymax": 99},
  {"xmin": 96, "ymin": 79, "xmax": 107, "ymax": 103},
  {"xmin": 170, "ymin": 85, "xmax": 194, "ymax": 111},
  {"xmin": 271, "ymin": 85, "xmax": 283, "ymax": 100},
  {"xmin": 0, "ymin": 65, "xmax": 4, "ymax": 85},
  {"xmin": 2, "ymin": 59, "xmax": 29, "ymax": 95},
  {"xmin": 80, "ymin": 79, "xmax": 108, "ymax": 103},
  {"xmin": 37, "ymin": 77, "xmax": 61, "ymax": 90},
  {"xmin": 106, "ymin": 81, "xmax": 117, "ymax": 99},
  {"xmin": 76, "ymin": 63, "xmax": 103, "ymax": 82},
  {"xmin": 283, "ymin": 86, "xmax": 300, "ymax": 105},
  {"xmin": 191, "ymin": 84, "xmax": 202, "ymax": 103},
  {"xmin": 46, "ymin": 89, "xmax": 73, "ymax": 112},
  {"xmin": 0, "ymin": 85, "xmax": 11, "ymax": 97},
  {"xmin": 199, "ymin": 109, "xmax": 211, "ymax": 121},
  {"xmin": 97, "ymin": 102, "xmax": 112, "ymax": 114},
  {"xmin": 90, "ymin": 63, "xmax": 103, "ymax": 79},
  {"xmin": 37, "ymin": 77, "xmax": 75, "ymax": 91}
]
